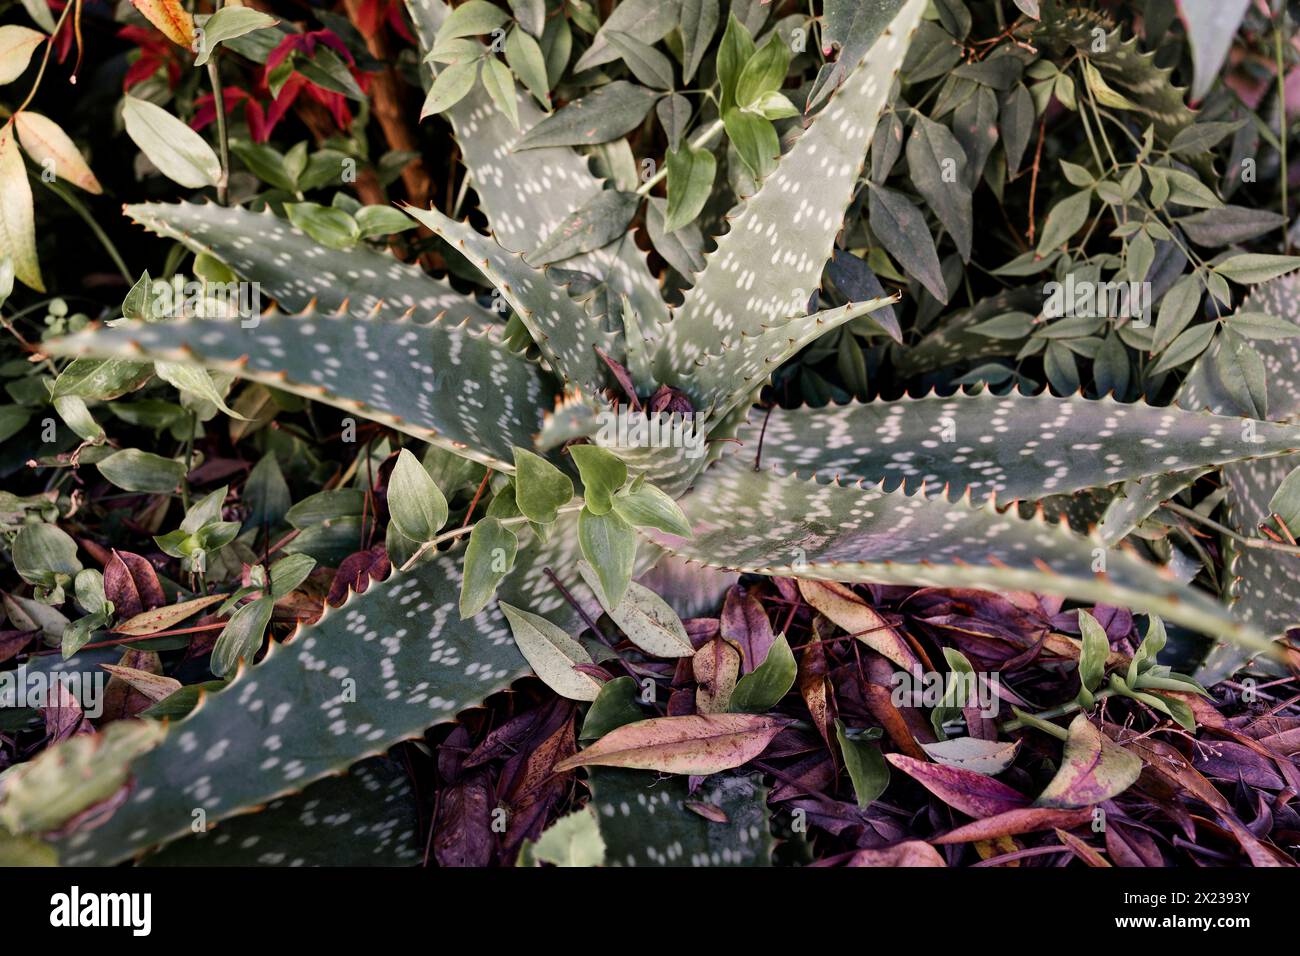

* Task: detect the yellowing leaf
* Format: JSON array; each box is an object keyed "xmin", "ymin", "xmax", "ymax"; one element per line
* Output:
[
  {"xmin": 577, "ymin": 561, "xmax": 693, "ymax": 657},
  {"xmin": 15, "ymin": 112, "xmax": 102, "ymax": 194},
  {"xmin": 554, "ymin": 713, "xmax": 788, "ymax": 774},
  {"xmin": 0, "ymin": 25, "xmax": 45, "ymax": 85},
  {"xmin": 797, "ymin": 580, "xmax": 920, "ymax": 670},
  {"xmin": 500, "ymin": 601, "xmax": 603, "ymax": 701},
  {"xmin": 693, "ymin": 636, "xmax": 740, "ymax": 714},
  {"xmin": 113, "ymin": 594, "xmax": 227, "ymax": 636},
  {"xmin": 1034, "ymin": 713, "xmax": 1142, "ymax": 808},
  {"xmin": 131, "ymin": 0, "xmax": 196, "ymax": 48},
  {"xmin": 98, "ymin": 664, "xmax": 182, "ymax": 703},
  {"xmin": 0, "ymin": 122, "xmax": 41, "ymax": 291}
]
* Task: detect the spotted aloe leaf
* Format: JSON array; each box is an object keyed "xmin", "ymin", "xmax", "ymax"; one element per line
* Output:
[
  {"xmin": 588, "ymin": 769, "xmax": 773, "ymax": 867},
  {"xmin": 740, "ymin": 390, "xmax": 1300, "ymax": 502},
  {"xmin": 141, "ymin": 758, "xmax": 422, "ymax": 866},
  {"xmin": 659, "ymin": 0, "xmax": 926, "ymax": 398},
  {"xmin": 125, "ymin": 201, "xmax": 499, "ymax": 326},
  {"xmin": 685, "ymin": 296, "xmax": 899, "ymax": 418},
  {"xmin": 44, "ymin": 523, "xmax": 585, "ymax": 866},
  {"xmin": 658, "ymin": 452, "xmax": 1276, "ymax": 656},
  {"xmin": 1178, "ymin": 274, "xmax": 1300, "ymax": 681},
  {"xmin": 404, "ymin": 0, "xmax": 667, "ymax": 335},
  {"xmin": 42, "ymin": 306, "xmax": 548, "ymax": 471},
  {"xmin": 403, "ymin": 205, "xmax": 614, "ymax": 394},
  {"xmin": 1034, "ymin": 1, "xmax": 1195, "ymax": 140}
]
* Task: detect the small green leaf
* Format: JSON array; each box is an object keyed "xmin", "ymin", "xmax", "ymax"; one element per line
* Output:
[
  {"xmin": 458, "ymin": 517, "xmax": 518, "ymax": 619},
  {"xmin": 481, "ymin": 56, "xmax": 520, "ymax": 130},
  {"xmin": 12, "ymin": 523, "xmax": 81, "ymax": 586},
  {"xmin": 504, "ymin": 26, "xmax": 550, "ymax": 107},
  {"xmin": 607, "ymin": 31, "xmax": 674, "ymax": 89},
  {"xmin": 153, "ymin": 361, "xmax": 248, "ymax": 420},
  {"xmin": 437, "ymin": 0, "xmax": 509, "ymax": 40},
  {"xmin": 664, "ymin": 143, "xmax": 716, "ymax": 233},
  {"xmin": 387, "ymin": 448, "xmax": 449, "ymax": 544},
  {"xmin": 1213, "ymin": 254, "xmax": 1300, "ymax": 286},
  {"xmin": 734, "ymin": 32, "xmax": 789, "ymax": 108},
  {"xmin": 717, "ymin": 12, "xmax": 755, "ymax": 111},
  {"xmin": 580, "ymin": 675, "xmax": 645, "ymax": 740},
  {"xmin": 836, "ymin": 719, "xmax": 889, "ymax": 808},
  {"xmin": 1268, "ymin": 466, "xmax": 1300, "ymax": 534},
  {"xmin": 528, "ymin": 190, "xmax": 640, "ymax": 266},
  {"xmin": 211, "ymin": 597, "xmax": 274, "ymax": 678},
  {"xmin": 722, "ymin": 108, "xmax": 778, "ymax": 179},
  {"xmin": 1036, "ymin": 189, "xmax": 1092, "ymax": 255},
  {"xmin": 611, "ymin": 482, "xmax": 692, "ymax": 537},
  {"xmin": 193, "ymin": 7, "xmax": 278, "ymax": 67},
  {"xmin": 729, "ymin": 634, "xmax": 796, "ymax": 713},
  {"xmin": 267, "ymin": 553, "xmax": 315, "ymax": 599},
  {"xmin": 569, "ymin": 444, "xmax": 627, "ymax": 514},
  {"xmin": 284, "ymin": 202, "xmax": 360, "ymax": 251},
  {"xmin": 420, "ymin": 60, "xmax": 480, "ymax": 119},
  {"xmin": 516, "ymin": 81, "xmax": 660, "ymax": 149},
  {"xmin": 577, "ymin": 507, "xmax": 637, "ymax": 607},
  {"xmin": 96, "ymin": 449, "xmax": 186, "ymax": 493},
  {"xmin": 513, "ymin": 448, "xmax": 574, "ymax": 523},
  {"xmin": 1075, "ymin": 609, "xmax": 1109, "ymax": 705},
  {"xmin": 1153, "ymin": 274, "xmax": 1201, "ymax": 353}
]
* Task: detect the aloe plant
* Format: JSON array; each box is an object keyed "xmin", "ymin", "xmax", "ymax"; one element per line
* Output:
[{"xmin": 16, "ymin": 0, "xmax": 1300, "ymax": 866}]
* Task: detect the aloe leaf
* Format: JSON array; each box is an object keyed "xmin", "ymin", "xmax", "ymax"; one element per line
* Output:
[
  {"xmin": 1178, "ymin": 274, "xmax": 1300, "ymax": 680},
  {"xmin": 43, "ymin": 307, "xmax": 549, "ymax": 471},
  {"xmin": 588, "ymin": 769, "xmax": 773, "ymax": 867},
  {"xmin": 1097, "ymin": 468, "xmax": 1209, "ymax": 546},
  {"xmin": 45, "ymin": 521, "xmax": 587, "ymax": 865},
  {"xmin": 403, "ymin": 205, "xmax": 613, "ymax": 394},
  {"xmin": 1034, "ymin": 1, "xmax": 1195, "ymax": 140},
  {"xmin": 661, "ymin": 0, "xmax": 926, "ymax": 384},
  {"xmin": 680, "ymin": 297, "xmax": 898, "ymax": 417},
  {"xmin": 404, "ymin": 0, "xmax": 667, "ymax": 335},
  {"xmin": 662, "ymin": 453, "xmax": 1275, "ymax": 656},
  {"xmin": 126, "ymin": 201, "xmax": 497, "ymax": 327},
  {"xmin": 141, "ymin": 758, "xmax": 421, "ymax": 866},
  {"xmin": 739, "ymin": 389, "xmax": 1300, "ymax": 502}
]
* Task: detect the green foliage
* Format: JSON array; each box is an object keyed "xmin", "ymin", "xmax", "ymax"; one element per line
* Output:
[{"xmin": 5, "ymin": 0, "xmax": 1299, "ymax": 869}]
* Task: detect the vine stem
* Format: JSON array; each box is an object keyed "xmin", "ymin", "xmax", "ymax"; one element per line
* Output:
[
  {"xmin": 1163, "ymin": 501, "xmax": 1300, "ymax": 557},
  {"xmin": 635, "ymin": 118, "xmax": 725, "ymax": 197},
  {"xmin": 397, "ymin": 502, "xmax": 586, "ymax": 573},
  {"xmin": 1276, "ymin": 20, "xmax": 1290, "ymax": 255},
  {"xmin": 206, "ymin": 0, "xmax": 230, "ymax": 205},
  {"xmin": 14, "ymin": 1, "xmax": 76, "ymax": 115}
]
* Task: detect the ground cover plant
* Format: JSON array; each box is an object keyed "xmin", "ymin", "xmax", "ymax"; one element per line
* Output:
[{"xmin": 1, "ymin": 0, "xmax": 1300, "ymax": 868}]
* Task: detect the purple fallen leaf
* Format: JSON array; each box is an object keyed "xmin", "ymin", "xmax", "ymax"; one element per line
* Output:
[{"xmin": 886, "ymin": 753, "xmax": 1030, "ymax": 818}]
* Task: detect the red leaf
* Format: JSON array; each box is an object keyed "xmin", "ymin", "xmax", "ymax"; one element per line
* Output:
[
  {"xmin": 886, "ymin": 753, "xmax": 1030, "ymax": 818},
  {"xmin": 931, "ymin": 806, "xmax": 1092, "ymax": 844},
  {"xmin": 104, "ymin": 549, "xmax": 165, "ymax": 620},
  {"xmin": 720, "ymin": 585, "xmax": 776, "ymax": 673}
]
